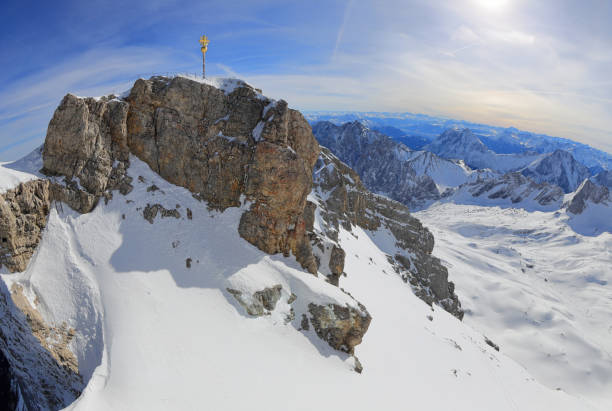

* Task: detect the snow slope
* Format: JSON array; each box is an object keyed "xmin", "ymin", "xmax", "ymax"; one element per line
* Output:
[
  {"xmin": 0, "ymin": 147, "xmax": 43, "ymax": 193},
  {"xmin": 0, "ymin": 155, "xmax": 594, "ymax": 410},
  {"xmin": 415, "ymin": 203, "xmax": 612, "ymax": 409}
]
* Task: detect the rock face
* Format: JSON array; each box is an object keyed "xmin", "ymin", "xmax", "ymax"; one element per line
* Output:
[
  {"xmin": 308, "ymin": 302, "xmax": 371, "ymax": 354},
  {"xmin": 41, "ymin": 76, "xmax": 320, "ymax": 273},
  {"xmin": 520, "ymin": 149, "xmax": 590, "ymax": 193},
  {"xmin": 565, "ymin": 179, "xmax": 610, "ymax": 214},
  {"xmin": 0, "ymin": 180, "xmax": 50, "ymax": 273},
  {"xmin": 0, "ymin": 280, "xmax": 83, "ymax": 410},
  {"xmin": 312, "ymin": 121, "xmax": 470, "ymax": 211},
  {"xmin": 42, "ymin": 94, "xmax": 132, "ymax": 202},
  {"xmin": 309, "ymin": 148, "xmax": 463, "ymax": 319}
]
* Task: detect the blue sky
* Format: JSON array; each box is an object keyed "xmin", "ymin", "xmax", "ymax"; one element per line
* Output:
[{"xmin": 1, "ymin": 0, "xmax": 611, "ymax": 160}]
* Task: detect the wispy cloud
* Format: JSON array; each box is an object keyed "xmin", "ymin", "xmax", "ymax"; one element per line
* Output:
[{"xmin": 332, "ymin": 0, "xmax": 355, "ymax": 60}]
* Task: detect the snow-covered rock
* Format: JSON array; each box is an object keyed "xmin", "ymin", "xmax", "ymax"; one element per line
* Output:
[
  {"xmin": 520, "ymin": 149, "xmax": 590, "ymax": 193},
  {"xmin": 312, "ymin": 121, "xmax": 474, "ymax": 210}
]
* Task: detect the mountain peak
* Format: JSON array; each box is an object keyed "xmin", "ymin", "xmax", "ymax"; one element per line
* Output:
[{"xmin": 521, "ymin": 149, "xmax": 589, "ymax": 193}]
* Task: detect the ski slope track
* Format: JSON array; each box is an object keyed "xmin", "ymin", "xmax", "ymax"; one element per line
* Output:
[{"xmin": 0, "ymin": 153, "xmax": 594, "ymax": 410}]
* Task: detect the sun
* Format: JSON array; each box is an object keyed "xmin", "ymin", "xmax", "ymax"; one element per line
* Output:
[{"xmin": 474, "ymin": 0, "xmax": 509, "ymax": 12}]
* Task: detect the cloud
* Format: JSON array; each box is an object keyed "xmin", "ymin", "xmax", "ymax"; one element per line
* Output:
[
  {"xmin": 0, "ymin": 46, "xmax": 190, "ymax": 161},
  {"xmin": 332, "ymin": 0, "xmax": 355, "ymax": 60}
]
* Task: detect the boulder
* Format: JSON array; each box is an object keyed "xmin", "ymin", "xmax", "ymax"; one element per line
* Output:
[{"xmin": 307, "ymin": 303, "xmax": 371, "ymax": 354}]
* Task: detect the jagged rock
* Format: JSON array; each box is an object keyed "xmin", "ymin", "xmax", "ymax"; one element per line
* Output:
[
  {"xmin": 227, "ymin": 285, "xmax": 283, "ymax": 316},
  {"xmin": 310, "ymin": 148, "xmax": 463, "ymax": 319},
  {"xmin": 0, "ymin": 280, "xmax": 83, "ymax": 410},
  {"xmin": 0, "ymin": 180, "xmax": 50, "ymax": 273},
  {"xmin": 143, "ymin": 203, "xmax": 181, "ymax": 223},
  {"xmin": 42, "ymin": 94, "xmax": 132, "ymax": 197},
  {"xmin": 521, "ymin": 149, "xmax": 590, "ymax": 193},
  {"xmin": 565, "ymin": 179, "xmax": 610, "ymax": 214},
  {"xmin": 327, "ymin": 245, "xmax": 346, "ymax": 286},
  {"xmin": 10, "ymin": 284, "xmax": 79, "ymax": 374},
  {"xmin": 307, "ymin": 302, "xmax": 371, "ymax": 354}
]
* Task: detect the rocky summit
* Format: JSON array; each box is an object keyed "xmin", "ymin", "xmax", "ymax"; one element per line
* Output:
[{"xmin": 0, "ymin": 75, "xmax": 465, "ymax": 408}]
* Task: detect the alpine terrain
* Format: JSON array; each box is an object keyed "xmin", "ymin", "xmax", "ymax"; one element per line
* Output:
[
  {"xmin": 312, "ymin": 119, "xmax": 612, "ymax": 410},
  {"xmin": 0, "ymin": 75, "xmax": 600, "ymax": 411}
]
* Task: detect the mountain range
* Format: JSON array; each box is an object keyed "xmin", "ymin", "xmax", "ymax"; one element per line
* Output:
[{"xmin": 305, "ymin": 111, "xmax": 612, "ymax": 172}]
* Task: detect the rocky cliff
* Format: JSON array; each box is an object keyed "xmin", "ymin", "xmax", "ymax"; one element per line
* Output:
[
  {"xmin": 41, "ymin": 76, "xmax": 319, "ymax": 274},
  {"xmin": 0, "ymin": 180, "xmax": 50, "ymax": 272},
  {"xmin": 307, "ymin": 148, "xmax": 463, "ymax": 319}
]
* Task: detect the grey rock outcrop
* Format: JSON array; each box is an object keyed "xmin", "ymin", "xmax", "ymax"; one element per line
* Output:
[
  {"xmin": 227, "ymin": 285, "xmax": 283, "ymax": 317},
  {"xmin": 0, "ymin": 280, "xmax": 83, "ymax": 410},
  {"xmin": 0, "ymin": 180, "xmax": 50, "ymax": 273},
  {"xmin": 307, "ymin": 302, "xmax": 371, "ymax": 354},
  {"xmin": 565, "ymin": 179, "xmax": 610, "ymax": 214},
  {"xmin": 309, "ymin": 148, "xmax": 463, "ymax": 319}
]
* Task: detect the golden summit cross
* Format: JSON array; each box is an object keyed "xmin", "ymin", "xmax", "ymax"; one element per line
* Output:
[{"xmin": 199, "ymin": 35, "xmax": 210, "ymax": 78}]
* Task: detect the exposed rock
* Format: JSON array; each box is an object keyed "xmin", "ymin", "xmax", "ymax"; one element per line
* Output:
[
  {"xmin": 42, "ymin": 76, "xmax": 319, "ymax": 273},
  {"xmin": 327, "ymin": 245, "xmax": 346, "ymax": 286},
  {"xmin": 300, "ymin": 314, "xmax": 310, "ymax": 331},
  {"xmin": 565, "ymin": 179, "xmax": 610, "ymax": 214},
  {"xmin": 186, "ymin": 258, "xmax": 192, "ymax": 268},
  {"xmin": 309, "ymin": 148, "xmax": 463, "ymax": 319},
  {"xmin": 520, "ymin": 149, "xmax": 590, "ymax": 193},
  {"xmin": 42, "ymin": 94, "xmax": 132, "ymax": 197},
  {"xmin": 484, "ymin": 336, "xmax": 500, "ymax": 352},
  {"xmin": 307, "ymin": 302, "xmax": 371, "ymax": 354},
  {"xmin": 0, "ymin": 280, "xmax": 82, "ymax": 410},
  {"xmin": 227, "ymin": 285, "xmax": 283, "ymax": 316},
  {"xmin": 124, "ymin": 77, "xmax": 319, "ymax": 274},
  {"xmin": 10, "ymin": 284, "xmax": 79, "ymax": 374},
  {"xmin": 0, "ymin": 180, "xmax": 50, "ymax": 273},
  {"xmin": 143, "ymin": 203, "xmax": 181, "ymax": 224}
]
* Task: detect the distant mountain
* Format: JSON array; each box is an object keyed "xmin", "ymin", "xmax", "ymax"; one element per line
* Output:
[
  {"xmin": 520, "ymin": 149, "xmax": 590, "ymax": 193},
  {"xmin": 593, "ymin": 170, "xmax": 612, "ymax": 189},
  {"xmin": 304, "ymin": 111, "xmax": 612, "ymax": 171},
  {"xmin": 424, "ymin": 128, "xmax": 541, "ymax": 172},
  {"xmin": 372, "ymin": 126, "xmax": 430, "ymax": 150},
  {"xmin": 444, "ymin": 172, "xmax": 564, "ymax": 212},
  {"xmin": 311, "ymin": 121, "xmax": 476, "ymax": 210}
]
